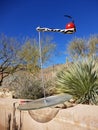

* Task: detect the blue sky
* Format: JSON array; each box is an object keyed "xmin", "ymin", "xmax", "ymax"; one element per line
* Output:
[{"xmin": 0, "ymin": 0, "xmax": 98, "ymax": 65}]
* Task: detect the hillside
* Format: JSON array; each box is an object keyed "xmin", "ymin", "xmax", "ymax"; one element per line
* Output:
[
  {"xmin": 2, "ymin": 62, "xmax": 71, "ymax": 87},
  {"xmin": 0, "ymin": 63, "xmax": 72, "ymax": 98}
]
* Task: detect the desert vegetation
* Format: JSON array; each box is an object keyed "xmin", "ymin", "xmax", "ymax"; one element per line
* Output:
[
  {"xmin": 0, "ymin": 34, "xmax": 98, "ymax": 104},
  {"xmin": 0, "ymin": 34, "xmax": 55, "ymax": 82},
  {"xmin": 0, "ymin": 34, "xmax": 57, "ymax": 99},
  {"xmin": 56, "ymin": 35, "xmax": 98, "ymax": 104},
  {"xmin": 56, "ymin": 58, "xmax": 98, "ymax": 104}
]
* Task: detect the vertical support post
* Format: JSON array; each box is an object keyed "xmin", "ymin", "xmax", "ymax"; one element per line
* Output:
[{"xmin": 38, "ymin": 31, "xmax": 47, "ymax": 104}]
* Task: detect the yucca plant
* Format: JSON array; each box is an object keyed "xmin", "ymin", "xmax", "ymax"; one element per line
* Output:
[{"xmin": 56, "ymin": 58, "xmax": 98, "ymax": 104}]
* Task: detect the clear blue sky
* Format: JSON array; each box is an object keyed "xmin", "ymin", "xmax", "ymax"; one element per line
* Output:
[{"xmin": 0, "ymin": 0, "xmax": 98, "ymax": 65}]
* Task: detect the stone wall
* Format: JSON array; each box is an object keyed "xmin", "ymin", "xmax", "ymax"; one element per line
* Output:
[{"xmin": 0, "ymin": 98, "xmax": 98, "ymax": 130}]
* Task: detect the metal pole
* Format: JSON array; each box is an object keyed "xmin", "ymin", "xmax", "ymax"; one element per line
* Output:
[{"xmin": 38, "ymin": 31, "xmax": 47, "ymax": 104}]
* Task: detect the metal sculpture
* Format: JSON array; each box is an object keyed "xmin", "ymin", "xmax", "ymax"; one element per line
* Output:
[{"xmin": 17, "ymin": 15, "xmax": 76, "ymax": 123}]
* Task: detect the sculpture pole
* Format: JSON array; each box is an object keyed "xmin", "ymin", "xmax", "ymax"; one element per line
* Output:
[{"xmin": 38, "ymin": 31, "xmax": 47, "ymax": 104}]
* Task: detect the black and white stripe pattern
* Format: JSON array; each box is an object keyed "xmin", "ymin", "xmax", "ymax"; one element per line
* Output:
[{"xmin": 36, "ymin": 26, "xmax": 76, "ymax": 34}]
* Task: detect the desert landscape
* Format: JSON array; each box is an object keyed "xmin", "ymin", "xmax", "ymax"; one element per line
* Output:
[{"xmin": 0, "ymin": 0, "xmax": 98, "ymax": 130}]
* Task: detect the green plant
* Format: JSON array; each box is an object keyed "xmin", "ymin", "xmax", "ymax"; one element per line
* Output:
[{"xmin": 56, "ymin": 58, "xmax": 98, "ymax": 104}]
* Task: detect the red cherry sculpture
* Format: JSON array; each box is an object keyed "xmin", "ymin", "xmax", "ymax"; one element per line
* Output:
[{"xmin": 66, "ymin": 22, "xmax": 76, "ymax": 29}]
